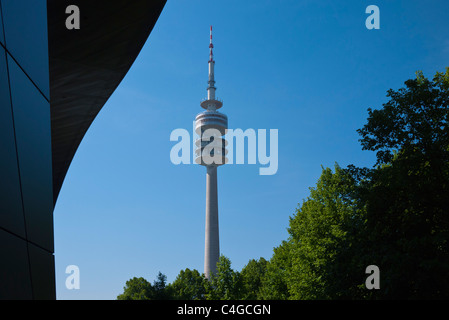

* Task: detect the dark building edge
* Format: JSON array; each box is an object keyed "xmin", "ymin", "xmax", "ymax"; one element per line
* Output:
[{"xmin": 49, "ymin": 0, "xmax": 167, "ymax": 205}]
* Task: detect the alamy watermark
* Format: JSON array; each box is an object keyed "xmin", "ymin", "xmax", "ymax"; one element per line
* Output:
[
  {"xmin": 65, "ymin": 265, "xmax": 80, "ymax": 290},
  {"xmin": 170, "ymin": 123, "xmax": 278, "ymax": 175},
  {"xmin": 366, "ymin": 5, "xmax": 380, "ymax": 30},
  {"xmin": 65, "ymin": 5, "xmax": 80, "ymax": 30},
  {"xmin": 65, "ymin": 5, "xmax": 380, "ymax": 31},
  {"xmin": 365, "ymin": 265, "xmax": 380, "ymax": 290}
]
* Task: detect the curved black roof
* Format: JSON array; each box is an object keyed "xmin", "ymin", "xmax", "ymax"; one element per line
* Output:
[{"xmin": 48, "ymin": 0, "xmax": 166, "ymax": 204}]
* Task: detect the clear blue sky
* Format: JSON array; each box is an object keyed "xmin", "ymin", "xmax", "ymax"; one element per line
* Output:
[{"xmin": 54, "ymin": 0, "xmax": 449, "ymax": 299}]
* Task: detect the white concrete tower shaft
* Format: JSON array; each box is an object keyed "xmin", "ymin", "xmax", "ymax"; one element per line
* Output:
[{"xmin": 204, "ymin": 165, "xmax": 219, "ymax": 278}]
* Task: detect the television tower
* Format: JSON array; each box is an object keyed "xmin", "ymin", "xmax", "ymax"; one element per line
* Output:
[{"xmin": 195, "ymin": 26, "xmax": 228, "ymax": 279}]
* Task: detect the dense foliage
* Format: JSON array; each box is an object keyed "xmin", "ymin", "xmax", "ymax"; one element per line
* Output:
[{"xmin": 118, "ymin": 69, "xmax": 449, "ymax": 300}]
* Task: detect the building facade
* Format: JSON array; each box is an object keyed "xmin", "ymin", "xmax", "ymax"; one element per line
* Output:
[
  {"xmin": 0, "ymin": 0, "xmax": 166, "ymax": 299},
  {"xmin": 0, "ymin": 0, "xmax": 54, "ymax": 300}
]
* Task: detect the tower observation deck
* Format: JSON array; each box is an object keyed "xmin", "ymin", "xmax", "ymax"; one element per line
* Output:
[{"xmin": 195, "ymin": 26, "xmax": 228, "ymax": 279}]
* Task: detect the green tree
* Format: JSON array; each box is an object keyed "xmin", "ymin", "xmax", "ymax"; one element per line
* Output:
[
  {"xmin": 259, "ymin": 241, "xmax": 291, "ymax": 300},
  {"xmin": 358, "ymin": 69, "xmax": 449, "ymax": 167},
  {"xmin": 117, "ymin": 277, "xmax": 153, "ymax": 300},
  {"xmin": 240, "ymin": 257, "xmax": 268, "ymax": 299},
  {"xmin": 205, "ymin": 255, "xmax": 242, "ymax": 300},
  {"xmin": 353, "ymin": 69, "xmax": 449, "ymax": 299},
  {"xmin": 262, "ymin": 69, "xmax": 449, "ymax": 300},
  {"xmin": 117, "ymin": 272, "xmax": 174, "ymax": 300},
  {"xmin": 284, "ymin": 165, "xmax": 363, "ymax": 299},
  {"xmin": 170, "ymin": 268, "xmax": 206, "ymax": 300},
  {"xmin": 152, "ymin": 271, "xmax": 173, "ymax": 300}
]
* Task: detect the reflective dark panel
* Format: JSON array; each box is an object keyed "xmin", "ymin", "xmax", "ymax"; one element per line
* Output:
[
  {"xmin": 1, "ymin": 0, "xmax": 49, "ymax": 98},
  {"xmin": 0, "ymin": 46, "xmax": 25, "ymax": 238},
  {"xmin": 7, "ymin": 54, "xmax": 53, "ymax": 253},
  {"xmin": 28, "ymin": 243, "xmax": 56, "ymax": 300},
  {"xmin": 0, "ymin": 229, "xmax": 33, "ymax": 300},
  {"xmin": 0, "ymin": 2, "xmax": 4, "ymax": 46}
]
